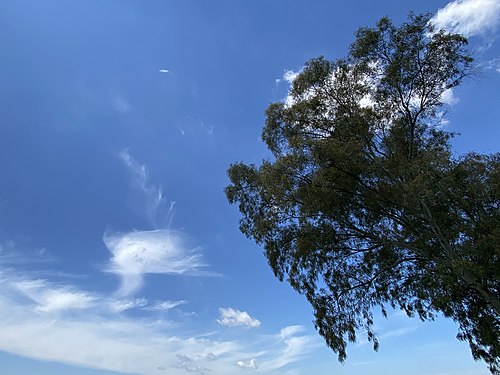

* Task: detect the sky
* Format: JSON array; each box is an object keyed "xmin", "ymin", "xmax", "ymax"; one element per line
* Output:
[{"xmin": 0, "ymin": 0, "xmax": 499, "ymax": 374}]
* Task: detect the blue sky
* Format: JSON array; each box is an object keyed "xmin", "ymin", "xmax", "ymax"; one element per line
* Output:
[{"xmin": 0, "ymin": 0, "xmax": 499, "ymax": 374}]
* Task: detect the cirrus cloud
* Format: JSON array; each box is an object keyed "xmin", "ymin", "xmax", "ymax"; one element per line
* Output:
[
  {"xmin": 12, "ymin": 279, "xmax": 96, "ymax": 313},
  {"xmin": 0, "ymin": 268, "xmax": 318, "ymax": 375},
  {"xmin": 104, "ymin": 229, "xmax": 211, "ymax": 296}
]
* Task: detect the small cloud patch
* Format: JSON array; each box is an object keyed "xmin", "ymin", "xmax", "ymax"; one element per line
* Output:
[
  {"xmin": 237, "ymin": 358, "xmax": 257, "ymax": 369},
  {"xmin": 217, "ymin": 307, "xmax": 261, "ymax": 328}
]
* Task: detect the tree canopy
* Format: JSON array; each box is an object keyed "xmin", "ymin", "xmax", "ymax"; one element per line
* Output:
[{"xmin": 226, "ymin": 13, "xmax": 500, "ymax": 373}]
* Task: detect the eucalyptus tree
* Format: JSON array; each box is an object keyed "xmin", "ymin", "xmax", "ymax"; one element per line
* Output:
[{"xmin": 226, "ymin": 13, "xmax": 499, "ymax": 373}]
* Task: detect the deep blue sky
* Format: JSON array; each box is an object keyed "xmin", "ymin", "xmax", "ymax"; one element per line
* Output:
[{"xmin": 0, "ymin": 1, "xmax": 499, "ymax": 374}]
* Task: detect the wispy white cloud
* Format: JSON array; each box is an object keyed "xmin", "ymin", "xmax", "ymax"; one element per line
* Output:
[
  {"xmin": 0, "ymin": 149, "xmax": 319, "ymax": 374},
  {"xmin": 0, "ymin": 284, "xmax": 237, "ymax": 374},
  {"xmin": 483, "ymin": 56, "xmax": 500, "ymax": 73},
  {"xmin": 273, "ymin": 335, "xmax": 313, "ymax": 368},
  {"xmin": 146, "ymin": 300, "xmax": 187, "ymax": 311},
  {"xmin": 0, "ymin": 241, "xmax": 58, "ymax": 266},
  {"xmin": 217, "ymin": 307, "xmax": 261, "ymax": 328},
  {"xmin": 257, "ymin": 326, "xmax": 320, "ymax": 372},
  {"xmin": 380, "ymin": 325, "xmax": 419, "ymax": 339},
  {"xmin": 278, "ymin": 325, "xmax": 305, "ymax": 339},
  {"xmin": 176, "ymin": 354, "xmax": 210, "ymax": 374},
  {"xmin": 176, "ymin": 116, "xmax": 214, "ymax": 137},
  {"xmin": 104, "ymin": 229, "xmax": 209, "ymax": 296},
  {"xmin": 159, "ymin": 69, "xmax": 170, "ymax": 74},
  {"xmin": 201, "ymin": 121, "xmax": 214, "ymax": 136},
  {"xmin": 0, "ymin": 267, "xmax": 318, "ymax": 374},
  {"xmin": 119, "ymin": 149, "xmax": 172, "ymax": 228},
  {"xmin": 431, "ymin": 0, "xmax": 500, "ymax": 37},
  {"xmin": 119, "ymin": 149, "xmax": 148, "ymax": 188},
  {"xmin": 354, "ymin": 319, "xmax": 421, "ymax": 348},
  {"xmin": 12, "ymin": 279, "xmax": 96, "ymax": 313},
  {"xmin": 107, "ymin": 297, "xmax": 148, "ymax": 313}
]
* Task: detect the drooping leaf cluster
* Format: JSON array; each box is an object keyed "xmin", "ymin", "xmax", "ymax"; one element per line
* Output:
[{"xmin": 226, "ymin": 13, "xmax": 499, "ymax": 373}]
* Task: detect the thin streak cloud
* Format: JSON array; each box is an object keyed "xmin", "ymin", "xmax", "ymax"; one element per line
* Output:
[
  {"xmin": 107, "ymin": 298, "xmax": 148, "ymax": 313},
  {"xmin": 119, "ymin": 149, "xmax": 171, "ymax": 228},
  {"xmin": 146, "ymin": 300, "xmax": 188, "ymax": 311},
  {"xmin": 12, "ymin": 279, "xmax": 96, "ymax": 313}
]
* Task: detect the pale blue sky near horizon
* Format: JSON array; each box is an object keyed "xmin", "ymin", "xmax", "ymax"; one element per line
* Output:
[{"xmin": 0, "ymin": 1, "xmax": 499, "ymax": 374}]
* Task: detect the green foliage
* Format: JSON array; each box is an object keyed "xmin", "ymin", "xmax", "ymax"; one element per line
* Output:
[{"xmin": 226, "ymin": 13, "xmax": 499, "ymax": 373}]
